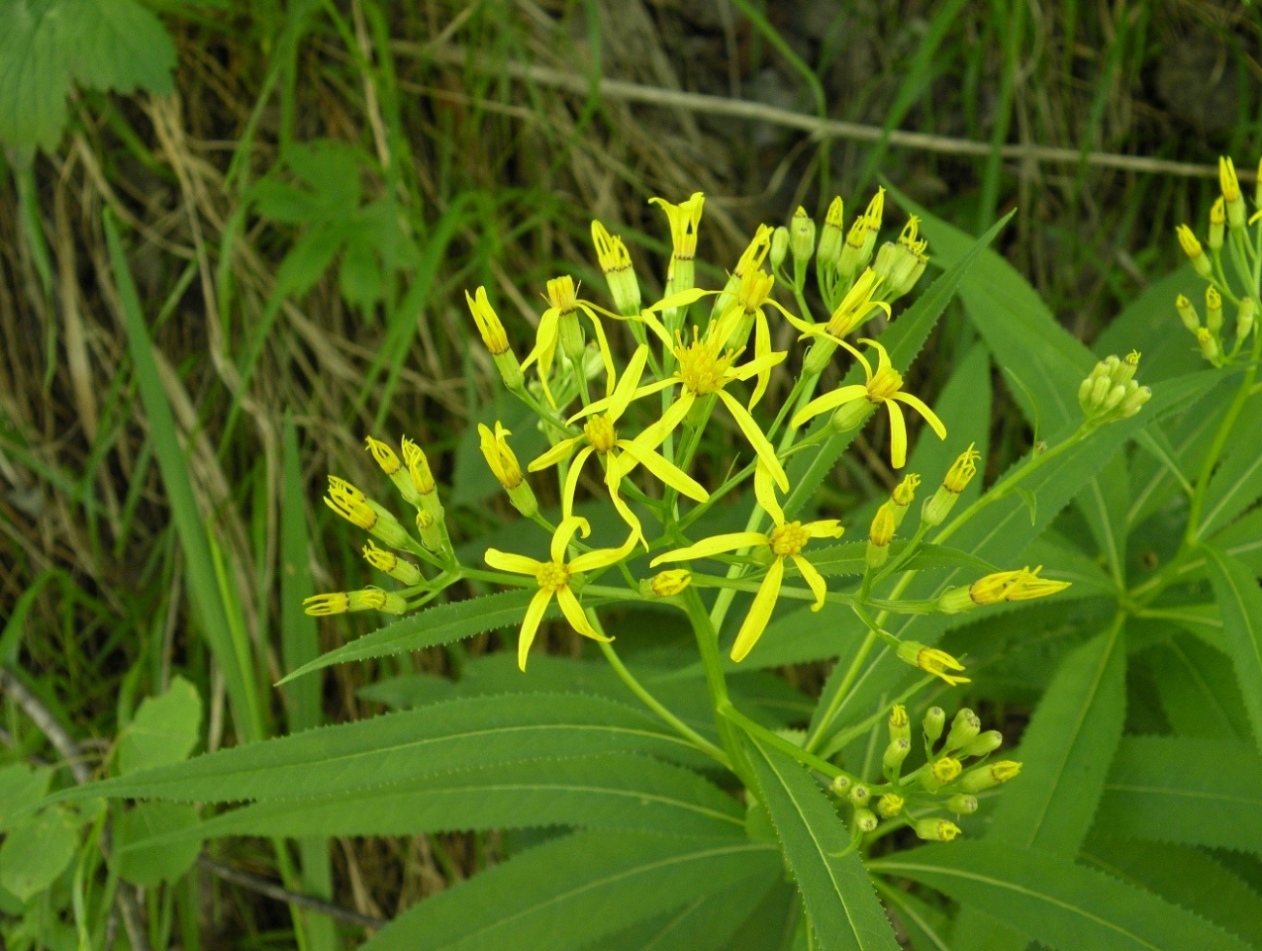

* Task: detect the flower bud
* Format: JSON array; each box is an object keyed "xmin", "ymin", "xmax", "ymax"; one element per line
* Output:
[
  {"xmin": 817, "ymin": 197, "xmax": 844, "ymax": 266},
  {"xmin": 922, "ymin": 444, "xmax": 980, "ymax": 528},
  {"xmin": 930, "ymin": 756, "xmax": 962, "ymax": 785},
  {"xmin": 939, "ymin": 566, "xmax": 1072, "ymax": 613},
  {"xmin": 466, "ymin": 287, "xmax": 525, "ymax": 391},
  {"xmin": 866, "ymin": 501, "xmax": 896, "ymax": 569},
  {"xmin": 923, "ymin": 706, "xmax": 946, "ymax": 745},
  {"xmin": 770, "ymin": 226, "xmax": 790, "ymax": 272},
  {"xmin": 1176, "ymin": 294, "xmax": 1200, "ymax": 333},
  {"xmin": 1209, "ymin": 197, "xmax": 1226, "ymax": 250},
  {"xmin": 829, "ymin": 774, "xmax": 852, "ymax": 797},
  {"xmin": 304, "ymin": 587, "xmax": 407, "ymax": 617},
  {"xmin": 959, "ymin": 760, "xmax": 1022, "ymax": 793},
  {"xmin": 1176, "ymin": 225, "xmax": 1212, "ymax": 279},
  {"xmin": 591, "ymin": 220, "xmax": 642, "ymax": 316},
  {"xmin": 365, "ymin": 435, "xmax": 421, "ymax": 506},
  {"xmin": 415, "ymin": 509, "xmax": 445, "ymax": 553},
  {"xmin": 1118, "ymin": 385, "xmax": 1152, "ymax": 419},
  {"xmin": 914, "ymin": 818, "xmax": 961, "ymax": 842},
  {"xmin": 897, "ymin": 641, "xmax": 969, "ymax": 686},
  {"xmin": 1237, "ymin": 298, "xmax": 1256, "ymax": 342},
  {"xmin": 362, "ymin": 540, "xmax": 423, "ymax": 586},
  {"xmin": 829, "ymin": 399, "xmax": 874, "ymax": 434},
  {"xmin": 790, "ymin": 206, "xmax": 816, "ymax": 266},
  {"xmin": 888, "ymin": 704, "xmax": 910, "ymax": 744},
  {"xmin": 848, "ymin": 783, "xmax": 871, "ymax": 807},
  {"xmin": 853, "ymin": 808, "xmax": 878, "ymax": 833},
  {"xmin": 947, "ymin": 794, "xmax": 979, "ymax": 815},
  {"xmin": 478, "ymin": 422, "xmax": 538, "ymax": 517},
  {"xmin": 646, "ymin": 569, "xmax": 691, "ymax": 598},
  {"xmin": 944, "ymin": 709, "xmax": 981, "ymax": 752},
  {"xmin": 876, "ymin": 793, "xmax": 904, "ymax": 819},
  {"xmin": 890, "ymin": 474, "xmax": 919, "ymax": 528},
  {"xmin": 1221, "ymin": 156, "xmax": 1246, "ymax": 229},
  {"xmin": 1081, "ymin": 355, "xmax": 1150, "ymax": 426},
  {"xmin": 883, "ymin": 737, "xmax": 911, "ymax": 777},
  {"xmin": 960, "ymin": 730, "xmax": 1004, "ymax": 758},
  {"xmin": 1197, "ymin": 327, "xmax": 1221, "ymax": 363},
  {"xmin": 401, "ymin": 438, "xmax": 437, "ymax": 497},
  {"xmin": 1206, "ymin": 286, "xmax": 1224, "ymax": 334}
]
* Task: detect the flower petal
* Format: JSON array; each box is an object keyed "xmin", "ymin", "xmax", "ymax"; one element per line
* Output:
[
  {"xmin": 528, "ymin": 435, "xmax": 582, "ymax": 472},
  {"xmin": 569, "ymin": 528, "xmax": 640, "ymax": 573},
  {"xmin": 556, "ymin": 586, "xmax": 609, "ymax": 640},
  {"xmin": 886, "ymin": 400, "xmax": 908, "ymax": 469},
  {"xmin": 730, "ymin": 558, "xmax": 784, "ymax": 662},
  {"xmin": 570, "ymin": 378, "xmax": 675, "ymax": 424},
  {"xmin": 893, "ymin": 391, "xmax": 948, "ymax": 440},
  {"xmin": 804, "ymin": 519, "xmax": 845, "ymax": 539},
  {"xmin": 643, "ymin": 287, "xmax": 711, "ymax": 314},
  {"xmin": 603, "ymin": 465, "xmax": 647, "ymax": 550},
  {"xmin": 609, "ymin": 345, "xmax": 649, "ymax": 419},
  {"xmin": 650, "ymin": 532, "xmax": 769, "ymax": 566},
  {"xmin": 858, "ymin": 337, "xmax": 891, "ymax": 374},
  {"xmin": 790, "ymin": 385, "xmax": 867, "ymax": 429},
  {"xmin": 754, "ymin": 460, "xmax": 784, "ymax": 526},
  {"xmin": 718, "ymin": 390, "xmax": 789, "ymax": 492},
  {"xmin": 551, "ymin": 515, "xmax": 592, "ymax": 562},
  {"xmin": 517, "ymin": 589, "xmax": 554, "ymax": 670},
  {"xmin": 728, "ymin": 349, "xmax": 788, "ymax": 386},
  {"xmin": 579, "ymin": 303, "xmax": 616, "ymax": 384},
  {"xmin": 637, "ymin": 390, "xmax": 694, "ymax": 450},
  {"xmin": 617, "ymin": 439, "xmax": 709, "ymax": 502},
  {"xmin": 484, "ymin": 549, "xmax": 543, "ymax": 576},
  {"xmin": 791, "ymin": 554, "xmax": 828, "ymax": 611},
  {"xmin": 561, "ymin": 445, "xmax": 595, "ymax": 518}
]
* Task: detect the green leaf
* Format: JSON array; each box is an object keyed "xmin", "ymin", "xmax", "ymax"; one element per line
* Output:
[
  {"xmin": 951, "ymin": 618, "xmax": 1127, "ymax": 950},
  {"xmin": 48, "ymin": 693, "xmax": 701, "ymax": 806},
  {"xmin": 118, "ymin": 675, "xmax": 202, "ymax": 775},
  {"xmin": 280, "ymin": 591, "xmax": 552, "ymax": 684},
  {"xmin": 0, "ymin": 764, "xmax": 52, "ymax": 833},
  {"xmin": 0, "ymin": 807, "xmax": 79, "ymax": 902},
  {"xmin": 112, "ymin": 803, "xmax": 200, "ymax": 887},
  {"xmin": 60, "ymin": 0, "xmax": 176, "ymax": 94},
  {"xmin": 358, "ymin": 830, "xmax": 780, "ymax": 951},
  {"xmin": 1094, "ymin": 266, "xmax": 1210, "ymax": 383},
  {"xmin": 1203, "ymin": 545, "xmax": 1262, "ymax": 753},
  {"xmin": 0, "ymin": 2, "xmax": 70, "ymax": 152},
  {"xmin": 597, "ymin": 875, "xmax": 782, "ymax": 951},
  {"xmin": 1147, "ymin": 635, "xmax": 1251, "ymax": 742},
  {"xmin": 1210, "ymin": 505, "xmax": 1262, "ymax": 576},
  {"xmin": 872, "ymin": 842, "xmax": 1255, "ymax": 951},
  {"xmin": 1094, "ymin": 737, "xmax": 1262, "ymax": 854},
  {"xmin": 875, "ymin": 881, "xmax": 953, "ymax": 951},
  {"xmin": 1195, "ymin": 393, "xmax": 1262, "ymax": 539},
  {"xmin": 740, "ymin": 733, "xmax": 900, "ymax": 951},
  {"xmin": 1083, "ymin": 836, "xmax": 1262, "ymax": 950},
  {"xmin": 122, "ymin": 753, "xmax": 744, "ymax": 848},
  {"xmin": 783, "ymin": 211, "xmax": 1014, "ymax": 518}
]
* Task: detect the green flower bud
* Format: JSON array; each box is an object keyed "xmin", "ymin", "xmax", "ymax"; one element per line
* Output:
[
  {"xmin": 883, "ymin": 737, "xmax": 911, "ymax": 778},
  {"xmin": 1209, "ymin": 197, "xmax": 1226, "ymax": 250},
  {"xmin": 960, "ymin": 760, "xmax": 1022, "ymax": 793},
  {"xmin": 947, "ymin": 793, "xmax": 979, "ymax": 815},
  {"xmin": 876, "ymin": 793, "xmax": 905, "ymax": 819},
  {"xmin": 770, "ymin": 226, "xmax": 790, "ymax": 272},
  {"xmin": 853, "ymin": 807, "xmax": 878, "ymax": 833},
  {"xmin": 1207, "ymin": 287, "xmax": 1224, "ymax": 334},
  {"xmin": 923, "ymin": 706, "xmax": 946, "ymax": 745},
  {"xmin": 829, "ymin": 774, "xmax": 852, "ymax": 797},
  {"xmin": 914, "ymin": 817, "xmax": 961, "ymax": 842},
  {"xmin": 817, "ymin": 197, "xmax": 844, "ymax": 265},
  {"xmin": 848, "ymin": 783, "xmax": 871, "ymax": 807},
  {"xmin": 944, "ymin": 709, "xmax": 981, "ymax": 752},
  {"xmin": 790, "ymin": 207, "xmax": 816, "ymax": 265},
  {"xmin": 888, "ymin": 704, "xmax": 911, "ymax": 744},
  {"xmin": 1237, "ymin": 298, "xmax": 1256, "ymax": 342},
  {"xmin": 1176, "ymin": 294, "xmax": 1201, "ymax": 333},
  {"xmin": 959, "ymin": 730, "xmax": 1004, "ymax": 758}
]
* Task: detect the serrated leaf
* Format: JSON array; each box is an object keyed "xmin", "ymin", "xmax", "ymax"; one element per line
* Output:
[
  {"xmin": 783, "ymin": 211, "xmax": 1013, "ymax": 519},
  {"xmin": 740, "ymin": 733, "xmax": 900, "ymax": 951},
  {"xmin": 1094, "ymin": 266, "xmax": 1206, "ymax": 383},
  {"xmin": 121, "ymin": 753, "xmax": 744, "ymax": 849},
  {"xmin": 1083, "ymin": 836, "xmax": 1262, "ymax": 950},
  {"xmin": 280, "ymin": 590, "xmax": 553, "ymax": 684},
  {"xmin": 1203, "ymin": 545, "xmax": 1262, "ymax": 754},
  {"xmin": 119, "ymin": 675, "xmax": 201, "ymax": 775},
  {"xmin": 596, "ymin": 874, "xmax": 782, "ymax": 951},
  {"xmin": 872, "ymin": 842, "xmax": 1254, "ymax": 951},
  {"xmin": 0, "ymin": 807, "xmax": 79, "ymax": 902},
  {"xmin": 48, "ymin": 693, "xmax": 700, "ymax": 806},
  {"xmin": 1094, "ymin": 737, "xmax": 1262, "ymax": 853},
  {"xmin": 358, "ymin": 830, "xmax": 780, "ymax": 951},
  {"xmin": 113, "ymin": 803, "xmax": 199, "ymax": 887},
  {"xmin": 1195, "ymin": 394, "xmax": 1262, "ymax": 540},
  {"xmin": 1210, "ymin": 506, "xmax": 1262, "ymax": 575},
  {"xmin": 1147, "ymin": 635, "xmax": 1251, "ymax": 742}
]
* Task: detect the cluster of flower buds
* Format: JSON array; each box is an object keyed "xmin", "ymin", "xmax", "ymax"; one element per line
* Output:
[
  {"xmin": 304, "ymin": 435, "xmax": 455, "ymax": 618},
  {"xmin": 1078, "ymin": 352, "xmax": 1151, "ymax": 426},
  {"xmin": 865, "ymin": 473, "xmax": 919, "ymax": 571},
  {"xmin": 830, "ymin": 704, "xmax": 1020, "ymax": 844},
  {"xmin": 873, "ymin": 216, "xmax": 930, "ymax": 301}
]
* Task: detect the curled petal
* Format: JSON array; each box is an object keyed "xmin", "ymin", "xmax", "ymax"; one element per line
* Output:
[
  {"xmin": 484, "ymin": 549, "xmax": 543, "ymax": 576},
  {"xmin": 560, "ymin": 445, "xmax": 596, "ymax": 518},
  {"xmin": 753, "ymin": 460, "xmax": 785, "ymax": 526},
  {"xmin": 730, "ymin": 557, "xmax": 785, "ymax": 662},
  {"xmin": 578, "ymin": 303, "xmax": 616, "ymax": 384},
  {"xmin": 617, "ymin": 440, "xmax": 709, "ymax": 502},
  {"xmin": 892, "ymin": 391, "xmax": 948, "ymax": 441},
  {"xmin": 570, "ymin": 378, "xmax": 675, "ymax": 424},
  {"xmin": 551, "ymin": 516, "xmax": 592, "ymax": 563},
  {"xmin": 804, "ymin": 519, "xmax": 845, "ymax": 539},
  {"xmin": 569, "ymin": 528, "xmax": 640, "ymax": 573},
  {"xmin": 718, "ymin": 391, "xmax": 789, "ymax": 492},
  {"xmin": 517, "ymin": 589, "xmax": 555, "ymax": 670},
  {"xmin": 791, "ymin": 555, "xmax": 828, "ymax": 611},
  {"xmin": 790, "ymin": 384, "xmax": 868, "ymax": 429},
  {"xmin": 529, "ymin": 435, "xmax": 583, "ymax": 472},
  {"xmin": 556, "ymin": 586, "xmax": 609, "ymax": 641},
  {"xmin": 650, "ymin": 532, "xmax": 769, "ymax": 567},
  {"xmin": 609, "ymin": 345, "xmax": 650, "ymax": 418}
]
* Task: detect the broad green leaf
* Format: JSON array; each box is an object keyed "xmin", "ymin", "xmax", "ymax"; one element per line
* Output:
[
  {"xmin": 48, "ymin": 693, "xmax": 701, "ymax": 806},
  {"xmin": 597, "ymin": 874, "xmax": 782, "ymax": 951},
  {"xmin": 1147, "ymin": 635, "xmax": 1251, "ymax": 742},
  {"xmin": 1195, "ymin": 393, "xmax": 1262, "ymax": 539},
  {"xmin": 1075, "ymin": 454, "xmax": 1129, "ymax": 588},
  {"xmin": 0, "ymin": 764, "xmax": 52, "ymax": 833},
  {"xmin": 0, "ymin": 2, "xmax": 70, "ymax": 152},
  {"xmin": 741, "ymin": 734, "xmax": 900, "ymax": 951},
  {"xmin": 121, "ymin": 754, "xmax": 744, "ymax": 847},
  {"xmin": 118, "ymin": 675, "xmax": 202, "ymax": 775},
  {"xmin": 873, "ymin": 842, "xmax": 1254, "ymax": 951},
  {"xmin": 951, "ymin": 619, "xmax": 1126, "ymax": 950},
  {"xmin": 0, "ymin": 807, "xmax": 79, "ymax": 902},
  {"xmin": 60, "ymin": 0, "xmax": 176, "ymax": 94},
  {"xmin": 1083, "ymin": 836, "xmax": 1262, "ymax": 950},
  {"xmin": 726, "ymin": 881, "xmax": 800, "ymax": 951},
  {"xmin": 1094, "ymin": 737, "xmax": 1262, "ymax": 853},
  {"xmin": 1210, "ymin": 506, "xmax": 1262, "ymax": 575},
  {"xmin": 113, "ymin": 803, "xmax": 200, "ymax": 887},
  {"xmin": 358, "ymin": 830, "xmax": 780, "ymax": 951},
  {"xmin": 875, "ymin": 881, "xmax": 953, "ymax": 951},
  {"xmin": 280, "ymin": 591, "xmax": 553, "ymax": 683},
  {"xmin": 1203, "ymin": 545, "xmax": 1262, "ymax": 753},
  {"xmin": 783, "ymin": 211, "xmax": 1014, "ymax": 519}
]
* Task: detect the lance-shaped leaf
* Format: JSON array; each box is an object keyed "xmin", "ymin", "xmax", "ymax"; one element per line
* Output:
[
  {"xmin": 46, "ymin": 694, "xmax": 701, "ymax": 806},
  {"xmin": 873, "ymin": 842, "xmax": 1254, "ymax": 951},
  {"xmin": 740, "ymin": 733, "xmax": 900, "ymax": 951},
  {"xmin": 1204, "ymin": 545, "xmax": 1262, "ymax": 754}
]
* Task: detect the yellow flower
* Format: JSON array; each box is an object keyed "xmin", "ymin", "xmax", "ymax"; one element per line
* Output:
[
  {"xmin": 650, "ymin": 463, "xmax": 843, "ymax": 662},
  {"xmin": 896, "ymin": 640, "xmax": 969, "ymax": 686},
  {"xmin": 970, "ymin": 566, "xmax": 1071, "ymax": 604},
  {"xmin": 786, "ymin": 268, "xmax": 891, "ymax": 346},
  {"xmin": 479, "ymin": 422, "xmax": 524, "ymax": 490},
  {"xmin": 464, "ymin": 286, "xmax": 510, "ymax": 356},
  {"xmin": 586, "ymin": 320, "xmax": 789, "ymax": 490},
  {"xmin": 531, "ymin": 346, "xmax": 708, "ymax": 545},
  {"xmin": 591, "ymin": 220, "xmax": 641, "ymax": 315},
  {"xmin": 792, "ymin": 338, "xmax": 946, "ymax": 469},
  {"xmin": 710, "ymin": 267, "xmax": 797, "ymax": 405},
  {"xmin": 520, "ymin": 276, "xmax": 617, "ymax": 405},
  {"xmin": 650, "ymin": 192, "xmax": 705, "ymax": 264},
  {"xmin": 484, "ymin": 516, "xmax": 636, "ymax": 670}
]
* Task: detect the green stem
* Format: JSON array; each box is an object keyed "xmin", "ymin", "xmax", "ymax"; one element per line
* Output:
[
  {"xmin": 680, "ymin": 588, "xmax": 750, "ymax": 784},
  {"xmin": 718, "ymin": 699, "xmax": 849, "ymax": 780}
]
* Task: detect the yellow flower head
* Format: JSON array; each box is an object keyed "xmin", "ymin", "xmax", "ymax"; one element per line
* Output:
[
  {"xmin": 877, "ymin": 793, "xmax": 905, "ymax": 819},
  {"xmin": 785, "ymin": 268, "xmax": 890, "ymax": 347},
  {"xmin": 519, "ymin": 275, "xmax": 616, "ymax": 406},
  {"xmin": 324, "ymin": 476, "xmax": 376, "ymax": 530},
  {"xmin": 967, "ymin": 565, "xmax": 1071, "ymax": 604},
  {"xmin": 303, "ymin": 588, "xmax": 406, "ymax": 617},
  {"xmin": 932, "ymin": 756, "xmax": 962, "ymax": 784},
  {"xmin": 1175, "ymin": 224, "xmax": 1203, "ymax": 261},
  {"xmin": 649, "ymin": 568, "xmax": 692, "ymax": 597},
  {"xmin": 591, "ymin": 220, "xmax": 633, "ymax": 275},
  {"xmin": 465, "ymin": 286, "xmax": 510, "ymax": 356},
  {"xmin": 478, "ymin": 421, "xmax": 524, "ymax": 490},
  {"xmin": 869, "ymin": 501, "xmax": 896, "ymax": 548},
  {"xmin": 651, "ymin": 463, "xmax": 843, "ymax": 662},
  {"xmin": 401, "ymin": 437, "xmax": 436, "ymax": 496},
  {"xmin": 893, "ymin": 473, "xmax": 920, "ymax": 507},
  {"xmin": 538, "ymin": 346, "xmax": 708, "ymax": 545},
  {"xmin": 896, "ymin": 640, "xmax": 969, "ymax": 686},
  {"xmin": 364, "ymin": 436, "xmax": 401, "ymax": 475},
  {"xmin": 362, "ymin": 540, "xmax": 423, "ymax": 586},
  {"xmin": 1220, "ymin": 156, "xmax": 1241, "ymax": 202},
  {"xmin": 943, "ymin": 443, "xmax": 980, "ymax": 494},
  {"xmin": 792, "ymin": 338, "xmax": 946, "ymax": 468},
  {"xmin": 484, "ymin": 516, "xmax": 636, "ymax": 670},
  {"xmin": 650, "ymin": 192, "xmax": 705, "ymax": 262}
]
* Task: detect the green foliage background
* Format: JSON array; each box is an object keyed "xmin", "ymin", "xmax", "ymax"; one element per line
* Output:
[{"xmin": 1, "ymin": 0, "xmax": 1261, "ymax": 948}]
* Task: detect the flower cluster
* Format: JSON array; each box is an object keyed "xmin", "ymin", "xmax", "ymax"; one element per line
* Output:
[{"xmin": 1173, "ymin": 155, "xmax": 1260, "ymax": 366}]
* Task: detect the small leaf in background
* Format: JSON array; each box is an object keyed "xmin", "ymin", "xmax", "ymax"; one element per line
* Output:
[
  {"xmin": 0, "ymin": 764, "xmax": 52, "ymax": 832},
  {"xmin": 118, "ymin": 675, "xmax": 202, "ymax": 775},
  {"xmin": 0, "ymin": 807, "xmax": 79, "ymax": 903},
  {"xmin": 113, "ymin": 803, "xmax": 201, "ymax": 887},
  {"xmin": 1203, "ymin": 545, "xmax": 1262, "ymax": 754}
]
